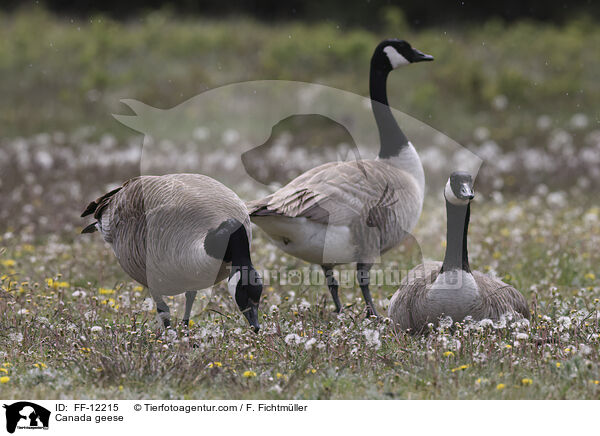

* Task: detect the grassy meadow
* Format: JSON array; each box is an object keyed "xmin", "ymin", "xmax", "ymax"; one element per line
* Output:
[{"xmin": 1, "ymin": 8, "xmax": 600, "ymax": 399}]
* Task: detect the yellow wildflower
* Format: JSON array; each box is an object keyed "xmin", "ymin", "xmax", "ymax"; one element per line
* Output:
[
  {"xmin": 1, "ymin": 259, "xmax": 16, "ymax": 268},
  {"xmin": 99, "ymin": 288, "xmax": 115, "ymax": 295},
  {"xmin": 242, "ymin": 370, "xmax": 256, "ymax": 378},
  {"xmin": 505, "ymin": 344, "xmax": 512, "ymax": 349},
  {"xmin": 585, "ymin": 273, "xmax": 596, "ymax": 281},
  {"xmin": 188, "ymin": 320, "xmax": 195, "ymax": 327},
  {"xmin": 3, "ymin": 363, "xmax": 10, "ymax": 368},
  {"xmin": 556, "ymin": 362, "xmax": 561, "ymax": 368},
  {"xmin": 443, "ymin": 351, "xmax": 454, "ymax": 357},
  {"xmin": 496, "ymin": 383, "xmax": 505, "ymax": 390},
  {"xmin": 46, "ymin": 279, "xmax": 69, "ymax": 289},
  {"xmin": 451, "ymin": 364, "xmax": 470, "ymax": 373},
  {"xmin": 0, "ymin": 376, "xmax": 9, "ymax": 384},
  {"xmin": 208, "ymin": 362, "xmax": 222, "ymax": 368},
  {"xmin": 0, "ymin": 368, "xmax": 7, "ymax": 374},
  {"xmin": 276, "ymin": 372, "xmax": 284, "ymax": 379},
  {"xmin": 521, "ymin": 378, "xmax": 533, "ymax": 386},
  {"xmin": 118, "ymin": 385, "xmax": 123, "ymax": 391}
]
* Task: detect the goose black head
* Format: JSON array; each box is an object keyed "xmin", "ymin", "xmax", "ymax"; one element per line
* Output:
[
  {"xmin": 228, "ymin": 266, "xmax": 262, "ymax": 333},
  {"xmin": 445, "ymin": 171, "xmax": 475, "ymax": 206},
  {"xmin": 372, "ymin": 39, "xmax": 434, "ymax": 72}
]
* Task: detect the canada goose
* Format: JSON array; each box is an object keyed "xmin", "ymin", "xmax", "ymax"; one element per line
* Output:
[
  {"xmin": 388, "ymin": 172, "xmax": 530, "ymax": 333},
  {"xmin": 81, "ymin": 174, "xmax": 263, "ymax": 332},
  {"xmin": 247, "ymin": 39, "xmax": 433, "ymax": 316}
]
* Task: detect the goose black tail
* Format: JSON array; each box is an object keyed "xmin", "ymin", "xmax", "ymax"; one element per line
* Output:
[
  {"xmin": 81, "ymin": 222, "xmax": 98, "ymax": 234},
  {"xmin": 81, "ymin": 186, "xmax": 122, "ymax": 218}
]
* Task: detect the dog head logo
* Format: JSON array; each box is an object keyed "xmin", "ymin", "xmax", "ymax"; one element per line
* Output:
[{"xmin": 3, "ymin": 402, "xmax": 50, "ymax": 433}]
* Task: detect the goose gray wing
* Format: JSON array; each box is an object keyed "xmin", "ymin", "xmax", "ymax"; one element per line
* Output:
[
  {"xmin": 472, "ymin": 271, "xmax": 530, "ymax": 320},
  {"xmin": 388, "ymin": 261, "xmax": 441, "ymax": 333},
  {"xmin": 248, "ymin": 160, "xmax": 421, "ymax": 229}
]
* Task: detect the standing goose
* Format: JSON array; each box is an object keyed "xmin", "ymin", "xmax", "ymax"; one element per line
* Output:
[
  {"xmin": 247, "ymin": 39, "xmax": 433, "ymax": 316},
  {"xmin": 388, "ymin": 172, "xmax": 530, "ymax": 333},
  {"xmin": 81, "ymin": 174, "xmax": 263, "ymax": 332}
]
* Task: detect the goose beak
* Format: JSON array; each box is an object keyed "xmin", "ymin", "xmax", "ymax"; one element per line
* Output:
[
  {"xmin": 412, "ymin": 48, "xmax": 434, "ymax": 62},
  {"xmin": 243, "ymin": 302, "xmax": 260, "ymax": 333},
  {"xmin": 460, "ymin": 183, "xmax": 475, "ymax": 200}
]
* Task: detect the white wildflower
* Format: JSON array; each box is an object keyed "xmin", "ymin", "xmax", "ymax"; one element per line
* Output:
[
  {"xmin": 478, "ymin": 319, "xmax": 493, "ymax": 328},
  {"xmin": 90, "ymin": 326, "xmax": 103, "ymax": 333},
  {"xmin": 299, "ymin": 299, "xmax": 311, "ymax": 311},
  {"xmin": 284, "ymin": 333, "xmax": 304, "ymax": 345},
  {"xmin": 9, "ymin": 332, "xmax": 23, "ymax": 343},
  {"xmin": 493, "ymin": 317, "xmax": 507, "ymax": 329},
  {"xmin": 270, "ymin": 384, "xmax": 283, "ymax": 394},
  {"xmin": 557, "ymin": 316, "xmax": 572, "ymax": 330},
  {"xmin": 304, "ymin": 338, "xmax": 317, "ymax": 350},
  {"xmin": 438, "ymin": 316, "xmax": 453, "ymax": 329},
  {"xmin": 363, "ymin": 329, "xmax": 381, "ymax": 349},
  {"xmin": 141, "ymin": 298, "xmax": 154, "ymax": 311}
]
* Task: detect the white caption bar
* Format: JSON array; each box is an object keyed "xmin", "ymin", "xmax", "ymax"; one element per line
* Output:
[{"xmin": 0, "ymin": 400, "xmax": 594, "ymax": 435}]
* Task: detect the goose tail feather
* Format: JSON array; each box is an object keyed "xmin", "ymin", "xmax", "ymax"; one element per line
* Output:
[
  {"xmin": 80, "ymin": 186, "xmax": 123, "ymax": 218},
  {"xmin": 81, "ymin": 222, "xmax": 98, "ymax": 234}
]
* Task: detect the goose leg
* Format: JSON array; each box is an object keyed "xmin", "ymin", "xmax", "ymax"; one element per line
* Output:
[
  {"xmin": 357, "ymin": 263, "xmax": 378, "ymax": 317},
  {"xmin": 152, "ymin": 294, "xmax": 171, "ymax": 328},
  {"xmin": 182, "ymin": 290, "xmax": 197, "ymax": 326},
  {"xmin": 322, "ymin": 265, "xmax": 342, "ymax": 313}
]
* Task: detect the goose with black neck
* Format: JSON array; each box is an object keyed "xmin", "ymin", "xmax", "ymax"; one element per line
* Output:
[
  {"xmin": 247, "ymin": 39, "xmax": 433, "ymax": 317},
  {"xmin": 388, "ymin": 172, "xmax": 530, "ymax": 333}
]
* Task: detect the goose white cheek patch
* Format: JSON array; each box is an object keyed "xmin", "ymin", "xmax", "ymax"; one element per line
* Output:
[
  {"xmin": 383, "ymin": 46, "xmax": 410, "ymax": 68},
  {"xmin": 228, "ymin": 270, "xmax": 241, "ymax": 300}
]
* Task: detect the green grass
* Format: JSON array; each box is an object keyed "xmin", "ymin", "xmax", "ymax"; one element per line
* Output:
[{"xmin": 1, "ymin": 198, "xmax": 599, "ymax": 399}]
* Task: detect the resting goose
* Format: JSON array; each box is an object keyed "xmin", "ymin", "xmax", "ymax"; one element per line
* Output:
[
  {"xmin": 81, "ymin": 174, "xmax": 263, "ymax": 332},
  {"xmin": 247, "ymin": 39, "xmax": 433, "ymax": 316},
  {"xmin": 388, "ymin": 172, "xmax": 530, "ymax": 333}
]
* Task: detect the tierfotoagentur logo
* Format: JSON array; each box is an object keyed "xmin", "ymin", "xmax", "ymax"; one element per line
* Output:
[{"xmin": 2, "ymin": 402, "xmax": 50, "ymax": 433}]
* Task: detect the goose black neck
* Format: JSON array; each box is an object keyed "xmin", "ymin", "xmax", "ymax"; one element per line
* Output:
[
  {"xmin": 440, "ymin": 201, "xmax": 471, "ymax": 273},
  {"xmin": 227, "ymin": 225, "xmax": 253, "ymax": 270},
  {"xmin": 370, "ymin": 66, "xmax": 409, "ymax": 159}
]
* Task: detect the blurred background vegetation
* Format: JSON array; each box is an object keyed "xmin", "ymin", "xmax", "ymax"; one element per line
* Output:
[{"xmin": 0, "ymin": 2, "xmax": 598, "ymax": 146}]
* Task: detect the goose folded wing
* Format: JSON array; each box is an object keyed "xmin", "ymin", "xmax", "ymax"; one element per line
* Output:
[{"xmin": 248, "ymin": 161, "xmax": 386, "ymax": 226}]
